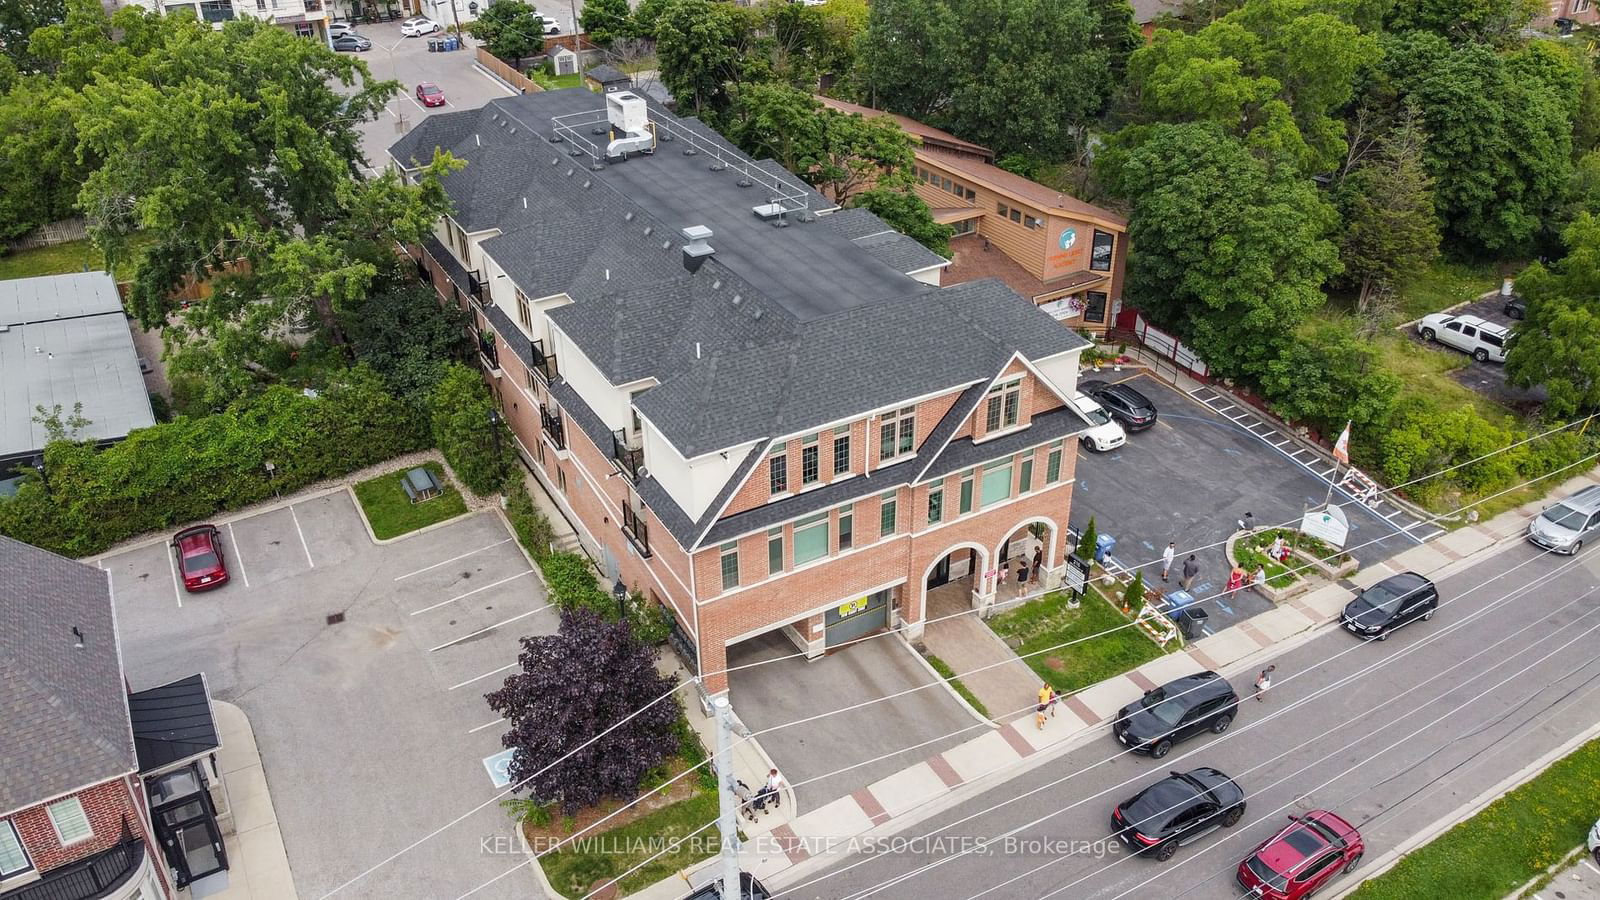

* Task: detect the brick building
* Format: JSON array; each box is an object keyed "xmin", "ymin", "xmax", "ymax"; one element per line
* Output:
[
  {"xmin": 816, "ymin": 97, "xmax": 1130, "ymax": 335},
  {"xmin": 2, "ymin": 537, "xmax": 228, "ymax": 900},
  {"xmin": 390, "ymin": 90, "xmax": 1092, "ymax": 695}
]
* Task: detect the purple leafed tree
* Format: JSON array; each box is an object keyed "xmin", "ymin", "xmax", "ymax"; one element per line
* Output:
[{"xmin": 486, "ymin": 609, "xmax": 682, "ymax": 813}]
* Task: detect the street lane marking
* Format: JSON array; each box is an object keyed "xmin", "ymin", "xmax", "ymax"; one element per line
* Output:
[
  {"xmin": 395, "ymin": 538, "xmax": 513, "ymax": 581},
  {"xmin": 429, "ymin": 608, "xmax": 543, "ymax": 652},
  {"xmin": 411, "ymin": 570, "xmax": 536, "ymax": 615},
  {"xmin": 227, "ymin": 522, "xmax": 250, "ymax": 588},
  {"xmin": 450, "ymin": 662, "xmax": 519, "ymax": 691},
  {"xmin": 167, "ymin": 548, "xmax": 183, "ymax": 609},
  {"xmin": 290, "ymin": 504, "xmax": 315, "ymax": 568},
  {"xmin": 469, "ymin": 716, "xmax": 507, "ymax": 734},
  {"xmin": 1583, "ymin": 860, "xmax": 1599, "ymax": 875}
]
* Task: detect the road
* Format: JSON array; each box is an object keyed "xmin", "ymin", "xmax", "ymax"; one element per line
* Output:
[{"xmin": 775, "ymin": 538, "xmax": 1600, "ymax": 900}]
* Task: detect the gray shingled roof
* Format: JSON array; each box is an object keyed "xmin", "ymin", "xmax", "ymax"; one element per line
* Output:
[
  {"xmin": 584, "ymin": 64, "xmax": 630, "ymax": 85},
  {"xmin": 1, "ymin": 536, "xmax": 135, "ymax": 814},
  {"xmin": 854, "ymin": 231, "xmax": 950, "ymax": 274}
]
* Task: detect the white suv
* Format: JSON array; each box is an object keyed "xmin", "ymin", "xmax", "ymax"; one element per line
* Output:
[
  {"xmin": 401, "ymin": 16, "xmax": 440, "ymax": 36},
  {"xmin": 1072, "ymin": 391, "xmax": 1127, "ymax": 452},
  {"xmin": 1417, "ymin": 313, "xmax": 1508, "ymax": 363}
]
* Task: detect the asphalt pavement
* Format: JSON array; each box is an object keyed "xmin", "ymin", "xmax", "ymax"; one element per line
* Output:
[{"xmin": 779, "ymin": 537, "xmax": 1600, "ymax": 900}]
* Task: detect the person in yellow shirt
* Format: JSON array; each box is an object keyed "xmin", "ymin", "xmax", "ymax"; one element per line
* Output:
[{"xmin": 1036, "ymin": 683, "xmax": 1057, "ymax": 730}]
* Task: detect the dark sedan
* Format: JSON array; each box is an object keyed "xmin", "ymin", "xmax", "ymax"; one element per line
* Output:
[
  {"xmin": 1342, "ymin": 571, "xmax": 1438, "ymax": 640},
  {"xmin": 1111, "ymin": 767, "xmax": 1245, "ymax": 861},
  {"xmin": 1113, "ymin": 671, "xmax": 1239, "ymax": 759},
  {"xmin": 1080, "ymin": 379, "xmax": 1158, "ymax": 431}
]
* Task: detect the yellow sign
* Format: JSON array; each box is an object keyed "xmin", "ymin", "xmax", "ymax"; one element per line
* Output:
[{"xmin": 837, "ymin": 597, "xmax": 868, "ymax": 618}]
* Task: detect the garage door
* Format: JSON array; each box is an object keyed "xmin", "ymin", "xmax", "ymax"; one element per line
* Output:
[{"xmin": 824, "ymin": 589, "xmax": 891, "ymax": 647}]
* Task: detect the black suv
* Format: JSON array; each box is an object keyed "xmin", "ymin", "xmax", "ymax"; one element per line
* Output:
[
  {"xmin": 682, "ymin": 873, "xmax": 769, "ymax": 900},
  {"xmin": 1080, "ymin": 380, "xmax": 1158, "ymax": 431},
  {"xmin": 1342, "ymin": 571, "xmax": 1438, "ymax": 641},
  {"xmin": 1114, "ymin": 671, "xmax": 1239, "ymax": 759},
  {"xmin": 1111, "ymin": 767, "xmax": 1246, "ymax": 862}
]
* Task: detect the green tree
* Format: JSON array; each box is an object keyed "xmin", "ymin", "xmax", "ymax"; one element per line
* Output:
[
  {"xmin": 580, "ymin": 0, "xmax": 633, "ymax": 46},
  {"xmin": 468, "ymin": 0, "xmax": 546, "ymax": 60},
  {"xmin": 854, "ymin": 0, "xmax": 959, "ymax": 119},
  {"xmin": 1122, "ymin": 570, "xmax": 1146, "ymax": 610},
  {"xmin": 1256, "ymin": 320, "xmax": 1402, "ymax": 439},
  {"xmin": 630, "ymin": 0, "xmax": 675, "ymax": 39},
  {"xmin": 655, "ymin": 0, "xmax": 749, "ymax": 120},
  {"xmin": 1099, "ymin": 123, "xmax": 1340, "ymax": 377},
  {"xmin": 1384, "ymin": 0, "xmax": 1542, "ymax": 42},
  {"xmin": 0, "ymin": 79, "xmax": 83, "ymax": 241},
  {"xmin": 0, "ymin": 0, "xmax": 63, "ymax": 73},
  {"xmin": 429, "ymin": 364, "xmax": 513, "ymax": 496},
  {"xmin": 849, "ymin": 182, "xmax": 952, "ymax": 256},
  {"xmin": 1076, "ymin": 517, "xmax": 1099, "ymax": 560},
  {"xmin": 1335, "ymin": 106, "xmax": 1439, "ymax": 312},
  {"xmin": 726, "ymin": 83, "xmax": 916, "ymax": 202},
  {"xmin": 1505, "ymin": 215, "xmax": 1600, "ymax": 419},
  {"xmin": 1088, "ymin": 0, "xmax": 1142, "ymax": 84},
  {"xmin": 341, "ymin": 279, "xmax": 469, "ymax": 410}
]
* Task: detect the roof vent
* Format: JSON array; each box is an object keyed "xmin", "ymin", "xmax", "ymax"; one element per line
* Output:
[
  {"xmin": 624, "ymin": 211, "xmax": 635, "ymax": 221},
  {"xmin": 730, "ymin": 293, "xmax": 742, "ymax": 307},
  {"xmin": 508, "ymin": 127, "xmax": 517, "ymax": 135},
  {"xmin": 681, "ymin": 225, "xmax": 714, "ymax": 273},
  {"xmin": 643, "ymin": 226, "xmax": 653, "ymax": 236}
]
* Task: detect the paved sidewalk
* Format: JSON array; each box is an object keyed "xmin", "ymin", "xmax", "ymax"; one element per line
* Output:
[
  {"xmin": 919, "ymin": 582, "xmax": 1039, "ymax": 723},
  {"xmin": 628, "ymin": 467, "xmax": 1600, "ymax": 897},
  {"xmin": 197, "ymin": 701, "xmax": 298, "ymax": 900}
]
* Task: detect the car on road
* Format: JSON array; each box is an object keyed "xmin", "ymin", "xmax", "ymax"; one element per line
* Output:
[
  {"xmin": 1113, "ymin": 671, "xmax": 1238, "ymax": 759},
  {"xmin": 1342, "ymin": 571, "xmax": 1437, "ymax": 641},
  {"xmin": 1072, "ymin": 391, "xmax": 1126, "ymax": 452},
  {"xmin": 1079, "ymin": 379, "xmax": 1157, "ymax": 432},
  {"xmin": 401, "ymin": 16, "xmax": 440, "ymax": 36},
  {"xmin": 331, "ymin": 32, "xmax": 371, "ymax": 51},
  {"xmin": 681, "ymin": 872, "xmax": 769, "ymax": 899},
  {"xmin": 1527, "ymin": 484, "xmax": 1600, "ymax": 555},
  {"xmin": 1236, "ymin": 810, "xmax": 1364, "ymax": 899},
  {"xmin": 1110, "ymin": 767, "xmax": 1245, "ymax": 861},
  {"xmin": 1416, "ymin": 312, "xmax": 1509, "ymax": 363},
  {"xmin": 416, "ymin": 82, "xmax": 446, "ymax": 107},
  {"xmin": 171, "ymin": 525, "xmax": 229, "ymax": 592}
]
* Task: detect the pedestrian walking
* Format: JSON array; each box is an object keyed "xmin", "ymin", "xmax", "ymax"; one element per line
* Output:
[
  {"xmin": 1254, "ymin": 665, "xmax": 1276, "ymax": 702},
  {"xmin": 1180, "ymin": 554, "xmax": 1200, "ymax": 590},
  {"xmin": 765, "ymin": 768, "xmax": 785, "ymax": 809},
  {"xmin": 1032, "ymin": 547, "xmax": 1044, "ymax": 584},
  {"xmin": 1036, "ymin": 683, "xmax": 1057, "ymax": 730},
  {"xmin": 1161, "ymin": 542, "xmax": 1176, "ymax": 581}
]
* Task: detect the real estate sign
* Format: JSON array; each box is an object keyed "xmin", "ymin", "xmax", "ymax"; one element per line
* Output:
[{"xmin": 1300, "ymin": 504, "xmax": 1350, "ymax": 548}]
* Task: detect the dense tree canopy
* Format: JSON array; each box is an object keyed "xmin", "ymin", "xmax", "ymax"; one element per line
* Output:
[
  {"xmin": 655, "ymin": 0, "xmax": 750, "ymax": 119},
  {"xmin": 579, "ymin": 0, "xmax": 632, "ymax": 47},
  {"xmin": 1335, "ymin": 107, "xmax": 1440, "ymax": 310},
  {"xmin": 468, "ymin": 0, "xmax": 546, "ymax": 61},
  {"xmin": 726, "ymin": 83, "xmax": 916, "ymax": 202},
  {"xmin": 1506, "ymin": 215, "xmax": 1600, "ymax": 419}
]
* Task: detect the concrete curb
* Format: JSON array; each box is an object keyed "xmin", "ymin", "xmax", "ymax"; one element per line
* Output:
[
  {"xmin": 897, "ymin": 630, "xmax": 1000, "ymax": 729},
  {"xmin": 345, "ymin": 481, "xmax": 478, "ymax": 546},
  {"xmin": 517, "ymin": 821, "xmax": 565, "ymax": 900}
]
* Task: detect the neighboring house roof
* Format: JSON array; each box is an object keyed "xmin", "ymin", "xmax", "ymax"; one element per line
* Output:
[
  {"xmin": 0, "ymin": 535, "xmax": 136, "ymax": 815},
  {"xmin": 127, "ymin": 674, "xmax": 220, "ymax": 773},
  {"xmin": 815, "ymin": 96, "xmax": 995, "ymax": 161},
  {"xmin": 940, "ymin": 233, "xmax": 1111, "ymax": 302},
  {"xmin": 583, "ymin": 64, "xmax": 630, "ymax": 85},
  {"xmin": 0, "ymin": 272, "xmax": 156, "ymax": 464},
  {"xmin": 1131, "ymin": 0, "xmax": 1182, "ymax": 24},
  {"xmin": 920, "ymin": 148, "xmax": 1128, "ymax": 229}
]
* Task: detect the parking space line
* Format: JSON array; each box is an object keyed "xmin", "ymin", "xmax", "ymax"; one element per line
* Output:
[
  {"xmin": 450, "ymin": 662, "xmax": 519, "ymax": 691},
  {"xmin": 407, "ymin": 94, "xmax": 427, "ymax": 112},
  {"xmin": 410, "ymin": 570, "xmax": 535, "ymax": 615},
  {"xmin": 226, "ymin": 522, "xmax": 250, "ymax": 588},
  {"xmin": 1288, "ymin": 448, "xmax": 1310, "ymax": 458},
  {"xmin": 1583, "ymin": 859, "xmax": 1599, "ymax": 876},
  {"xmin": 1269, "ymin": 439, "xmax": 1290, "ymax": 448},
  {"xmin": 1213, "ymin": 403, "xmax": 1236, "ymax": 413},
  {"xmin": 1383, "ymin": 508, "xmax": 1406, "ymax": 521},
  {"xmin": 394, "ymin": 538, "xmax": 514, "ymax": 581},
  {"xmin": 167, "ymin": 549, "xmax": 183, "ymax": 609},
  {"xmin": 469, "ymin": 717, "xmax": 506, "ymax": 734},
  {"xmin": 290, "ymin": 504, "xmax": 315, "ymax": 568},
  {"xmin": 429, "ymin": 608, "xmax": 543, "ymax": 652}
]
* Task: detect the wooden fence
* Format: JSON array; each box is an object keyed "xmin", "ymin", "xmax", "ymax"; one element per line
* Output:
[
  {"xmin": 476, "ymin": 46, "xmax": 543, "ymax": 93},
  {"xmin": 7, "ymin": 218, "xmax": 89, "ymax": 252}
]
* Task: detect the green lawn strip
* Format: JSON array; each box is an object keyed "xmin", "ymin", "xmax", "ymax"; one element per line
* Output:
[
  {"xmin": 538, "ymin": 787, "xmax": 720, "ymax": 898},
  {"xmin": 1390, "ymin": 258, "xmax": 1507, "ymax": 325},
  {"xmin": 1348, "ymin": 735, "xmax": 1600, "ymax": 900},
  {"xmin": 988, "ymin": 588, "xmax": 1169, "ymax": 695},
  {"xmin": 351, "ymin": 462, "xmax": 468, "ymax": 539},
  {"xmin": 1232, "ymin": 528, "xmax": 1345, "ymax": 588},
  {"xmin": 924, "ymin": 653, "xmax": 991, "ymax": 718},
  {"xmin": 532, "ymin": 72, "xmax": 584, "ymax": 89},
  {"xmin": 0, "ymin": 233, "xmax": 156, "ymax": 281}
]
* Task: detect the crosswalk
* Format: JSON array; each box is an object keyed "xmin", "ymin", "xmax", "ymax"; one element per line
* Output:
[{"xmin": 1187, "ymin": 386, "xmax": 1446, "ymax": 543}]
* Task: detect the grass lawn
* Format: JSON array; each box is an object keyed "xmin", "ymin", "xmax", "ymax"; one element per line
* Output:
[
  {"xmin": 0, "ymin": 233, "xmax": 157, "ymax": 281},
  {"xmin": 351, "ymin": 462, "xmax": 467, "ymax": 539},
  {"xmin": 1323, "ymin": 258, "xmax": 1509, "ymax": 327},
  {"xmin": 538, "ymin": 786, "xmax": 719, "ymax": 898},
  {"xmin": 925, "ymin": 653, "xmax": 991, "ymax": 718},
  {"xmin": 532, "ymin": 72, "xmax": 584, "ymax": 89},
  {"xmin": 989, "ymin": 587, "xmax": 1170, "ymax": 695},
  {"xmin": 1348, "ymin": 736, "xmax": 1600, "ymax": 900}
]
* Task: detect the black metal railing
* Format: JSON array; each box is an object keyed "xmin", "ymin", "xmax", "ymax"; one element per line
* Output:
[
  {"xmin": 477, "ymin": 330, "xmax": 500, "ymax": 372},
  {"xmin": 611, "ymin": 429, "xmax": 644, "ymax": 481},
  {"xmin": 3, "ymin": 838, "xmax": 146, "ymax": 900},
  {"xmin": 529, "ymin": 340, "xmax": 558, "ymax": 384},
  {"xmin": 540, "ymin": 405, "xmax": 566, "ymax": 451},
  {"xmin": 468, "ymin": 269, "xmax": 486, "ymax": 302},
  {"xmin": 621, "ymin": 504, "xmax": 651, "ymax": 557}
]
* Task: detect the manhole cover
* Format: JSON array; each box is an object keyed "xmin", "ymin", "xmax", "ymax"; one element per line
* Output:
[{"xmin": 326, "ymin": 612, "xmax": 346, "ymax": 625}]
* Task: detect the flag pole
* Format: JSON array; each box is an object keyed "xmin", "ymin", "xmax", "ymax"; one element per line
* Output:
[{"xmin": 1325, "ymin": 420, "xmax": 1351, "ymax": 511}]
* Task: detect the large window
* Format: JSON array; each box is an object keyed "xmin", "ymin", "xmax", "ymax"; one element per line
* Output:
[
  {"xmin": 517, "ymin": 288, "xmax": 533, "ymax": 331},
  {"xmin": 720, "ymin": 542, "xmax": 739, "ymax": 591},
  {"xmin": 47, "ymin": 797, "xmax": 92, "ymax": 846},
  {"xmin": 878, "ymin": 405, "xmax": 916, "ymax": 462},
  {"xmin": 767, "ymin": 527, "xmax": 784, "ymax": 575},
  {"xmin": 769, "ymin": 442, "xmax": 788, "ymax": 494},
  {"xmin": 1046, "ymin": 440, "xmax": 1063, "ymax": 484},
  {"xmin": 981, "ymin": 459, "xmax": 1013, "ymax": 507},
  {"xmin": 0, "ymin": 820, "xmax": 32, "ymax": 879},
  {"xmin": 1084, "ymin": 291, "xmax": 1109, "ymax": 325},
  {"xmin": 838, "ymin": 506, "xmax": 854, "ymax": 550},
  {"xmin": 1091, "ymin": 230, "xmax": 1116, "ymax": 273},
  {"xmin": 959, "ymin": 470, "xmax": 975, "ymax": 514},
  {"xmin": 1019, "ymin": 458, "xmax": 1034, "ymax": 493},
  {"xmin": 879, "ymin": 490, "xmax": 898, "ymax": 535},
  {"xmin": 793, "ymin": 512, "xmax": 830, "ymax": 565},
  {"xmin": 928, "ymin": 487, "xmax": 944, "ymax": 525},
  {"xmin": 985, "ymin": 380, "xmax": 1021, "ymax": 432},
  {"xmin": 802, "ymin": 434, "xmax": 820, "ymax": 486},
  {"xmin": 833, "ymin": 425, "xmax": 851, "ymax": 475}
]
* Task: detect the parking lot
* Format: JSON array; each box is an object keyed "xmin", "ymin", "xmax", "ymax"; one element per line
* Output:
[
  {"xmin": 1405, "ymin": 295, "xmax": 1548, "ymax": 412},
  {"xmin": 1073, "ymin": 373, "xmax": 1426, "ymax": 634},
  {"xmin": 101, "ymin": 488, "xmax": 556, "ymax": 899}
]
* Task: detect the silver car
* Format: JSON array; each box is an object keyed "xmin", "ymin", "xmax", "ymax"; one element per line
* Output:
[{"xmin": 1527, "ymin": 485, "xmax": 1600, "ymax": 554}]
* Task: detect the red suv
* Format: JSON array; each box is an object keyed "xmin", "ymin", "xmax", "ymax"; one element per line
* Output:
[
  {"xmin": 1236, "ymin": 810, "xmax": 1363, "ymax": 899},
  {"xmin": 172, "ymin": 524, "xmax": 230, "ymax": 592}
]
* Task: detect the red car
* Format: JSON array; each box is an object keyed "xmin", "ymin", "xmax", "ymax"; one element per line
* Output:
[
  {"xmin": 1236, "ymin": 810, "xmax": 1363, "ymax": 899},
  {"xmin": 172, "ymin": 525, "xmax": 229, "ymax": 592},
  {"xmin": 416, "ymin": 82, "xmax": 446, "ymax": 107}
]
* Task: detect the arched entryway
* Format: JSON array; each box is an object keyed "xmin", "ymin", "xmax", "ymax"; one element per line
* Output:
[
  {"xmin": 991, "ymin": 516, "xmax": 1060, "ymax": 604},
  {"xmin": 922, "ymin": 542, "xmax": 989, "ymax": 622}
]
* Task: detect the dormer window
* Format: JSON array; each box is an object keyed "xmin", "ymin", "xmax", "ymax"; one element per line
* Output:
[
  {"xmin": 985, "ymin": 380, "xmax": 1021, "ymax": 432},
  {"xmin": 769, "ymin": 441, "xmax": 788, "ymax": 494},
  {"xmin": 878, "ymin": 406, "xmax": 916, "ymax": 463}
]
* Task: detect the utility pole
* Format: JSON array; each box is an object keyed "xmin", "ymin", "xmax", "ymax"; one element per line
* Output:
[
  {"xmin": 713, "ymin": 697, "xmax": 742, "ymax": 900},
  {"xmin": 567, "ymin": 0, "xmax": 582, "ymax": 76}
]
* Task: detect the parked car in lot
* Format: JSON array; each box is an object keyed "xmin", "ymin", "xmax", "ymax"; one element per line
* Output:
[
  {"xmin": 1342, "ymin": 571, "xmax": 1437, "ymax": 641},
  {"xmin": 1079, "ymin": 379, "xmax": 1158, "ymax": 431},
  {"xmin": 1111, "ymin": 767, "xmax": 1245, "ymax": 861},
  {"xmin": 401, "ymin": 16, "xmax": 440, "ymax": 36},
  {"xmin": 328, "ymin": 20, "xmax": 354, "ymax": 38},
  {"xmin": 1114, "ymin": 671, "xmax": 1239, "ymax": 759},
  {"xmin": 331, "ymin": 32, "xmax": 371, "ymax": 51},
  {"xmin": 416, "ymin": 82, "xmax": 446, "ymax": 107},
  {"xmin": 538, "ymin": 17, "xmax": 562, "ymax": 34},
  {"xmin": 1527, "ymin": 484, "xmax": 1600, "ymax": 555},
  {"xmin": 1504, "ymin": 294, "xmax": 1527, "ymax": 320},
  {"xmin": 1588, "ymin": 815, "xmax": 1599, "ymax": 866},
  {"xmin": 172, "ymin": 525, "xmax": 230, "ymax": 593},
  {"xmin": 1416, "ymin": 312, "xmax": 1509, "ymax": 363},
  {"xmin": 1236, "ymin": 810, "xmax": 1364, "ymax": 900},
  {"xmin": 1072, "ymin": 391, "xmax": 1126, "ymax": 452}
]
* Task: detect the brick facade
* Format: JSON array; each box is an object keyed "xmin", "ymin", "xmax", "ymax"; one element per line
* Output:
[{"xmin": 4, "ymin": 776, "xmax": 172, "ymax": 898}]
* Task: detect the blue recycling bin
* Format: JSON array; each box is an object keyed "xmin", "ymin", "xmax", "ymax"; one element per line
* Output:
[
  {"xmin": 1165, "ymin": 589, "xmax": 1197, "ymax": 610},
  {"xmin": 446, "ymin": 36, "xmax": 459, "ymax": 50},
  {"xmin": 1094, "ymin": 533, "xmax": 1116, "ymax": 563}
]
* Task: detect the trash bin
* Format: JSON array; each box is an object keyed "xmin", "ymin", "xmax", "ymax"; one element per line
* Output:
[
  {"xmin": 1165, "ymin": 589, "xmax": 1196, "ymax": 610},
  {"xmin": 1094, "ymin": 533, "xmax": 1116, "ymax": 563},
  {"xmin": 1175, "ymin": 607, "xmax": 1209, "ymax": 640},
  {"xmin": 427, "ymin": 38, "xmax": 438, "ymax": 52},
  {"xmin": 448, "ymin": 36, "xmax": 460, "ymax": 50}
]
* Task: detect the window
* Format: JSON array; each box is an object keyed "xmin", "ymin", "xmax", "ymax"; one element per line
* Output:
[
  {"xmin": 1084, "ymin": 291, "xmax": 1109, "ymax": 324},
  {"xmin": 1024, "ymin": 216, "xmax": 1043, "ymax": 230},
  {"xmin": 984, "ymin": 380, "xmax": 1021, "ymax": 432},
  {"xmin": 801, "ymin": 434, "xmax": 820, "ymax": 486},
  {"xmin": 516, "ymin": 289, "xmax": 533, "ymax": 331},
  {"xmin": 997, "ymin": 202, "xmax": 1009, "ymax": 216},
  {"xmin": 833, "ymin": 425, "xmax": 851, "ymax": 475},
  {"xmin": 965, "ymin": 187, "xmax": 976, "ymax": 201},
  {"xmin": 1091, "ymin": 230, "xmax": 1116, "ymax": 272},
  {"xmin": 880, "ymin": 490, "xmax": 898, "ymax": 535},
  {"xmin": 767, "ymin": 526, "xmax": 784, "ymax": 574},
  {"xmin": 927, "ymin": 487, "xmax": 944, "ymax": 525},
  {"xmin": 47, "ymin": 797, "xmax": 92, "ymax": 846},
  {"xmin": 556, "ymin": 466, "xmax": 567, "ymax": 494},
  {"xmin": 793, "ymin": 512, "xmax": 830, "ymax": 565},
  {"xmin": 1009, "ymin": 208, "xmax": 1023, "ymax": 224},
  {"xmin": 959, "ymin": 470, "xmax": 974, "ymax": 514},
  {"xmin": 720, "ymin": 542, "xmax": 739, "ymax": 591},
  {"xmin": 838, "ymin": 506, "xmax": 854, "ymax": 550},
  {"xmin": 878, "ymin": 406, "xmax": 916, "ymax": 462},
  {"xmin": 951, "ymin": 218, "xmax": 976, "ymax": 236},
  {"xmin": 769, "ymin": 442, "xmax": 788, "ymax": 494},
  {"xmin": 1046, "ymin": 440, "xmax": 1063, "ymax": 484},
  {"xmin": 981, "ymin": 459, "xmax": 1013, "ymax": 507},
  {"xmin": 1019, "ymin": 458, "xmax": 1034, "ymax": 493},
  {"xmin": 0, "ymin": 821, "xmax": 31, "ymax": 879},
  {"xmin": 940, "ymin": 177, "xmax": 953, "ymax": 192}
]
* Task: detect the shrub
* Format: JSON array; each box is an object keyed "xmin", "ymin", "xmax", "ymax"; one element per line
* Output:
[
  {"xmin": 1076, "ymin": 517, "xmax": 1098, "ymax": 561},
  {"xmin": 504, "ymin": 475, "xmax": 556, "ymax": 563},
  {"xmin": 627, "ymin": 590, "xmax": 673, "ymax": 645},
  {"xmin": 542, "ymin": 552, "xmax": 618, "ymax": 617},
  {"xmin": 1122, "ymin": 571, "xmax": 1145, "ymax": 611},
  {"xmin": 429, "ymin": 364, "xmax": 513, "ymax": 496}
]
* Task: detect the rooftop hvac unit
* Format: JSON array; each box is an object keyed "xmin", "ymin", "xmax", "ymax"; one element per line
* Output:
[{"xmin": 607, "ymin": 92, "xmax": 648, "ymax": 134}]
